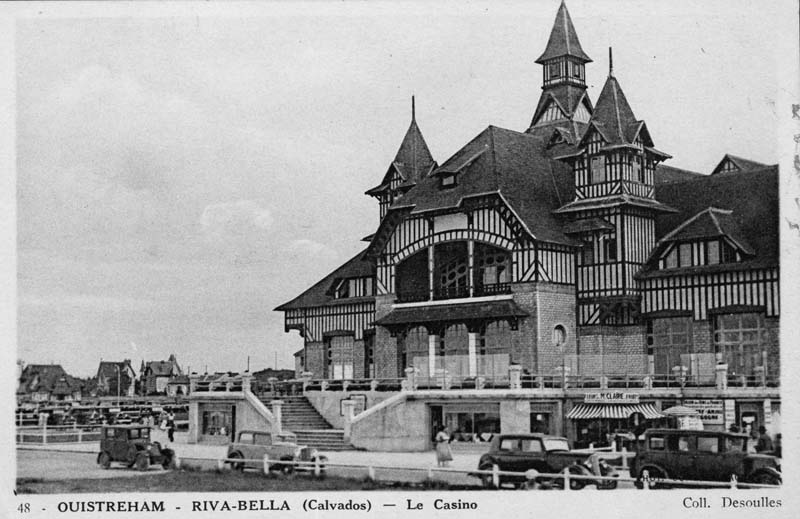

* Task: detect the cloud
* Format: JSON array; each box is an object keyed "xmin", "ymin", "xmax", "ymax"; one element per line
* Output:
[{"xmin": 200, "ymin": 200, "xmax": 274, "ymax": 237}]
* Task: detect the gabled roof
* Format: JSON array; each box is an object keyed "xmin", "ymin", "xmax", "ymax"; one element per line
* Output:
[
  {"xmin": 144, "ymin": 359, "xmax": 181, "ymax": 377},
  {"xmin": 658, "ymin": 207, "xmax": 755, "ymax": 255},
  {"xmin": 640, "ymin": 164, "xmax": 778, "ymax": 277},
  {"xmin": 528, "ymin": 85, "xmax": 593, "ymax": 135},
  {"xmin": 379, "ymin": 125, "xmax": 580, "ymax": 247},
  {"xmin": 274, "ymin": 249, "xmax": 375, "ymax": 311},
  {"xmin": 18, "ymin": 364, "xmax": 68, "ymax": 394},
  {"xmin": 365, "ymin": 107, "xmax": 436, "ymax": 196},
  {"xmin": 536, "ymin": 1, "xmax": 591, "ymax": 64},
  {"xmin": 711, "ymin": 154, "xmax": 770, "ymax": 175},
  {"xmin": 51, "ymin": 375, "xmax": 82, "ymax": 396},
  {"xmin": 97, "ymin": 360, "xmax": 136, "ymax": 380}
]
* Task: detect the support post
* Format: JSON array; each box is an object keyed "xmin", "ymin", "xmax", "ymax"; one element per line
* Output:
[
  {"xmin": 509, "ymin": 364, "xmax": 522, "ymax": 390},
  {"xmin": 263, "ymin": 454, "xmax": 270, "ymax": 474},
  {"xmin": 270, "ymin": 400, "xmax": 284, "ymax": 436},
  {"xmin": 715, "ymin": 363, "xmax": 728, "ymax": 391},
  {"xmin": 241, "ymin": 372, "xmax": 252, "ymax": 393},
  {"xmin": 467, "ymin": 332, "xmax": 478, "ymax": 377},
  {"xmin": 492, "ymin": 464, "xmax": 500, "ymax": 488},
  {"xmin": 341, "ymin": 399, "xmax": 356, "ymax": 441}
]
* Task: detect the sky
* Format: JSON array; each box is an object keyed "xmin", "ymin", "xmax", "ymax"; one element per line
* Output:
[{"xmin": 13, "ymin": 0, "xmax": 788, "ymax": 378}]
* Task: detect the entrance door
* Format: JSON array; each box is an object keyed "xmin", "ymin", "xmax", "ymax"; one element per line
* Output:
[{"xmin": 430, "ymin": 405, "xmax": 443, "ymax": 447}]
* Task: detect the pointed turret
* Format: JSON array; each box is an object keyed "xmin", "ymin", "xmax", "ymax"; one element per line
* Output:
[
  {"xmin": 589, "ymin": 73, "xmax": 638, "ymax": 145},
  {"xmin": 366, "ymin": 97, "xmax": 437, "ymax": 221},
  {"xmin": 527, "ymin": 1, "xmax": 593, "ymax": 139},
  {"xmin": 536, "ymin": 0, "xmax": 592, "ymax": 64}
]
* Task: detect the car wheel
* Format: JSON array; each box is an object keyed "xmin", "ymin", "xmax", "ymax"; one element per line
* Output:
[
  {"xmin": 750, "ymin": 471, "xmax": 781, "ymax": 486},
  {"xmin": 480, "ymin": 472, "xmax": 495, "ymax": 489},
  {"xmin": 280, "ymin": 462, "xmax": 295, "ymax": 475},
  {"xmin": 136, "ymin": 453, "xmax": 150, "ymax": 471},
  {"xmin": 161, "ymin": 454, "xmax": 175, "ymax": 470},
  {"xmin": 98, "ymin": 451, "xmax": 111, "ymax": 469},
  {"xmin": 639, "ymin": 467, "xmax": 668, "ymax": 489},
  {"xmin": 228, "ymin": 452, "xmax": 244, "ymax": 472},
  {"xmin": 566, "ymin": 466, "xmax": 587, "ymax": 490}
]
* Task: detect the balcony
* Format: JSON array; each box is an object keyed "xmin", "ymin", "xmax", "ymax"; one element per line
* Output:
[{"xmin": 396, "ymin": 283, "xmax": 512, "ymax": 304}]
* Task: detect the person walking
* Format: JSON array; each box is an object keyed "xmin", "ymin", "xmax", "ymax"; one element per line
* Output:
[
  {"xmin": 434, "ymin": 426, "xmax": 453, "ymax": 467},
  {"xmin": 167, "ymin": 411, "xmax": 175, "ymax": 443},
  {"xmin": 756, "ymin": 426, "xmax": 774, "ymax": 453}
]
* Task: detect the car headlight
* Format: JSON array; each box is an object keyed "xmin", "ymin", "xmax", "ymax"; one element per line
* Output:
[
  {"xmin": 310, "ymin": 448, "xmax": 319, "ymax": 458},
  {"xmin": 293, "ymin": 447, "xmax": 302, "ymax": 459}
]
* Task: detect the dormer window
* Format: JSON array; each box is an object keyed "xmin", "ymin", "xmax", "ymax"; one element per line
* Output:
[
  {"xmin": 660, "ymin": 239, "xmax": 741, "ymax": 270},
  {"xmin": 549, "ymin": 62, "xmax": 561, "ymax": 78},
  {"xmin": 441, "ymin": 174, "xmax": 456, "ymax": 188}
]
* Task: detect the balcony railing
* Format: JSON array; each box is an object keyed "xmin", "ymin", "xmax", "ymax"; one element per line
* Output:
[{"xmin": 396, "ymin": 283, "xmax": 511, "ymax": 303}]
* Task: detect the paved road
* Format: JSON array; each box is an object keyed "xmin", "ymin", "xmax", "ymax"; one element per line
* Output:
[
  {"xmin": 17, "ymin": 448, "xmax": 633, "ymax": 490},
  {"xmin": 17, "ymin": 450, "xmax": 168, "ymax": 480}
]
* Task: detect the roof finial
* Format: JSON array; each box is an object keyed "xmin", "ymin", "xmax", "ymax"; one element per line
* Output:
[
  {"xmin": 411, "ymin": 95, "xmax": 416, "ymax": 122},
  {"xmin": 608, "ymin": 47, "xmax": 614, "ymax": 77}
]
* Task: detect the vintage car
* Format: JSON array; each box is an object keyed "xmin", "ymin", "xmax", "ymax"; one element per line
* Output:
[
  {"xmin": 96, "ymin": 425, "xmax": 175, "ymax": 471},
  {"xmin": 472, "ymin": 433, "xmax": 618, "ymax": 489},
  {"xmin": 226, "ymin": 430, "xmax": 328, "ymax": 474},
  {"xmin": 631, "ymin": 429, "xmax": 781, "ymax": 487}
]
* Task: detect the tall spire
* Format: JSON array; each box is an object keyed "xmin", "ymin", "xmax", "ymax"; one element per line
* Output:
[
  {"xmin": 536, "ymin": 1, "xmax": 591, "ymax": 64},
  {"xmin": 411, "ymin": 95, "xmax": 416, "ymax": 122},
  {"xmin": 608, "ymin": 47, "xmax": 613, "ymax": 76}
]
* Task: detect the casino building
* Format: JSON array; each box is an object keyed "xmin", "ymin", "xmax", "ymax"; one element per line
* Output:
[{"xmin": 274, "ymin": 2, "xmax": 780, "ymax": 450}]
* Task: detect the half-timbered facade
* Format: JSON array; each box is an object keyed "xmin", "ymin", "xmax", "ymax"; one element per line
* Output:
[{"xmin": 274, "ymin": 2, "xmax": 779, "ymax": 449}]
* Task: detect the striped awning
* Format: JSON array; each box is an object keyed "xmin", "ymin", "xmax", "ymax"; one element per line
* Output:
[{"xmin": 566, "ymin": 403, "xmax": 663, "ymax": 420}]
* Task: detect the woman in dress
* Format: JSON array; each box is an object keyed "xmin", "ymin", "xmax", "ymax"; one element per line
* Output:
[{"xmin": 435, "ymin": 426, "xmax": 453, "ymax": 467}]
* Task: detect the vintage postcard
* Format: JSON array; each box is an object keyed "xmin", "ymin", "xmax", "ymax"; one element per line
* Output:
[{"xmin": 3, "ymin": 0, "xmax": 797, "ymax": 517}]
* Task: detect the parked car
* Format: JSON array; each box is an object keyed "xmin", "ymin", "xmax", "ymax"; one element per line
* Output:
[
  {"xmin": 631, "ymin": 428, "xmax": 781, "ymax": 487},
  {"xmin": 226, "ymin": 430, "xmax": 328, "ymax": 474},
  {"xmin": 472, "ymin": 433, "xmax": 618, "ymax": 489},
  {"xmin": 96, "ymin": 425, "xmax": 175, "ymax": 471}
]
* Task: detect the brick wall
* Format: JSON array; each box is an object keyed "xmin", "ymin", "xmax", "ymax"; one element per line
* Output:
[
  {"xmin": 353, "ymin": 339, "xmax": 366, "ymax": 379},
  {"xmin": 577, "ymin": 325, "xmax": 647, "ymax": 374},
  {"xmin": 764, "ymin": 317, "xmax": 780, "ymax": 379},
  {"xmin": 304, "ymin": 342, "xmax": 325, "ymax": 378},
  {"xmin": 374, "ymin": 294, "xmax": 400, "ymax": 378}
]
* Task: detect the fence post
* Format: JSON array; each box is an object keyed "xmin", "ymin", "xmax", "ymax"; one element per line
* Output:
[
  {"xmin": 427, "ymin": 467, "xmax": 434, "ymax": 481},
  {"xmin": 217, "ymin": 458, "xmax": 225, "ymax": 471},
  {"xmin": 174, "ymin": 454, "xmax": 181, "ymax": 469},
  {"xmin": 42, "ymin": 418, "xmax": 48, "ymax": 445},
  {"xmin": 492, "ymin": 464, "xmax": 500, "ymax": 488},
  {"xmin": 563, "ymin": 467, "xmax": 571, "ymax": 490},
  {"xmin": 78, "ymin": 429, "xmax": 83, "ymax": 443},
  {"xmin": 730, "ymin": 474, "xmax": 738, "ymax": 489},
  {"xmin": 263, "ymin": 454, "xmax": 270, "ymax": 474},
  {"xmin": 368, "ymin": 465, "xmax": 376, "ymax": 481},
  {"xmin": 641, "ymin": 470, "xmax": 650, "ymax": 491},
  {"xmin": 314, "ymin": 456, "xmax": 321, "ymax": 478}
]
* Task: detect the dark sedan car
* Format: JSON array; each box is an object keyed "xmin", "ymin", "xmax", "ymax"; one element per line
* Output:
[
  {"xmin": 473, "ymin": 433, "xmax": 618, "ymax": 489},
  {"xmin": 631, "ymin": 429, "xmax": 781, "ymax": 487}
]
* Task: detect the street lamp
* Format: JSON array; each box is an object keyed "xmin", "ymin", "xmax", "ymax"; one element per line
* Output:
[{"xmin": 115, "ymin": 364, "xmax": 121, "ymax": 406}]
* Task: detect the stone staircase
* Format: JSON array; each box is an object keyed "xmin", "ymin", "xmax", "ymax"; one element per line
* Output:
[{"xmin": 259, "ymin": 395, "xmax": 352, "ymax": 451}]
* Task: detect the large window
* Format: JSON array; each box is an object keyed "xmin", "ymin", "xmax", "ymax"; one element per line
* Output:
[
  {"xmin": 202, "ymin": 408, "xmax": 232, "ymax": 437},
  {"xmin": 475, "ymin": 243, "xmax": 510, "ymax": 295},
  {"xmin": 647, "ymin": 317, "xmax": 693, "ymax": 374},
  {"xmin": 591, "ymin": 156, "xmax": 606, "ymax": 183},
  {"xmin": 714, "ymin": 313, "xmax": 765, "ymax": 375},
  {"xmin": 402, "ymin": 326, "xmax": 429, "ymax": 374},
  {"xmin": 325, "ymin": 335, "xmax": 355, "ymax": 379}
]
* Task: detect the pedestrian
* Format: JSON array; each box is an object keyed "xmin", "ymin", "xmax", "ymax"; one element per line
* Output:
[
  {"xmin": 747, "ymin": 428, "xmax": 758, "ymax": 453},
  {"xmin": 756, "ymin": 426, "xmax": 774, "ymax": 453},
  {"xmin": 434, "ymin": 426, "xmax": 453, "ymax": 467},
  {"xmin": 167, "ymin": 411, "xmax": 175, "ymax": 443}
]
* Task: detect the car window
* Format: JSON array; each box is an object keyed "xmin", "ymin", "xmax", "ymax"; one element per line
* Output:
[
  {"xmin": 499, "ymin": 438, "xmax": 518, "ymax": 451},
  {"xmin": 649, "ymin": 436, "xmax": 665, "ymax": 450},
  {"xmin": 677, "ymin": 435, "xmax": 696, "ymax": 452},
  {"xmin": 542, "ymin": 438, "xmax": 569, "ymax": 452},
  {"xmin": 129, "ymin": 429, "xmax": 140, "ymax": 439},
  {"xmin": 520, "ymin": 439, "xmax": 543, "ymax": 452},
  {"xmin": 697, "ymin": 436, "xmax": 719, "ymax": 453},
  {"xmin": 238, "ymin": 432, "xmax": 254, "ymax": 444},
  {"xmin": 254, "ymin": 433, "xmax": 272, "ymax": 446},
  {"xmin": 725, "ymin": 437, "xmax": 745, "ymax": 452}
]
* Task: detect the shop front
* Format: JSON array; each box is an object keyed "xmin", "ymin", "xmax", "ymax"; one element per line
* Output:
[
  {"xmin": 566, "ymin": 392, "xmax": 663, "ymax": 448},
  {"xmin": 431, "ymin": 402, "xmax": 501, "ymax": 445}
]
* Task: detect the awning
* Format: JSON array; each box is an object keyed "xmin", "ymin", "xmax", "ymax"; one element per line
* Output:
[
  {"xmin": 567, "ymin": 403, "xmax": 663, "ymax": 420},
  {"xmin": 373, "ymin": 300, "xmax": 529, "ymax": 328}
]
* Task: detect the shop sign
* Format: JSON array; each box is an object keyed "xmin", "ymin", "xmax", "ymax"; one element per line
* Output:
[
  {"xmin": 584, "ymin": 392, "xmax": 639, "ymax": 404},
  {"xmin": 684, "ymin": 399, "xmax": 724, "ymax": 425}
]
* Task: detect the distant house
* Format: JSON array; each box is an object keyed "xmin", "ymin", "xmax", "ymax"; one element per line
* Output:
[
  {"xmin": 140, "ymin": 354, "xmax": 182, "ymax": 395},
  {"xmin": 166, "ymin": 374, "xmax": 190, "ymax": 397},
  {"xmin": 17, "ymin": 364, "xmax": 82, "ymax": 402},
  {"xmin": 95, "ymin": 359, "xmax": 136, "ymax": 397}
]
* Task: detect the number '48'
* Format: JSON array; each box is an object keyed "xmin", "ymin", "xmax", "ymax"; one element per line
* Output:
[{"xmin": 18, "ymin": 503, "xmax": 30, "ymax": 513}]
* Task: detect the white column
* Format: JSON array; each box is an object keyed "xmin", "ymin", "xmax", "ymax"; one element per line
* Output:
[
  {"xmin": 428, "ymin": 334, "xmax": 438, "ymax": 379},
  {"xmin": 468, "ymin": 240, "xmax": 475, "ymax": 297},
  {"xmin": 468, "ymin": 332, "xmax": 478, "ymax": 376},
  {"xmin": 428, "ymin": 246, "xmax": 435, "ymax": 300}
]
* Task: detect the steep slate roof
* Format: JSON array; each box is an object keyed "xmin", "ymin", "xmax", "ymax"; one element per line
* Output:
[
  {"xmin": 655, "ymin": 164, "xmax": 705, "ymax": 185},
  {"xmin": 274, "ymin": 249, "xmax": 375, "ymax": 311},
  {"xmin": 97, "ymin": 360, "xmax": 136, "ymax": 382},
  {"xmin": 585, "ymin": 75, "xmax": 639, "ymax": 146},
  {"xmin": 711, "ymin": 154, "xmax": 770, "ymax": 175},
  {"xmin": 365, "ymin": 106, "xmax": 436, "ymax": 196},
  {"xmin": 536, "ymin": 1, "xmax": 591, "ymax": 63},
  {"xmin": 144, "ymin": 360, "xmax": 180, "ymax": 377},
  {"xmin": 640, "ymin": 165, "xmax": 778, "ymax": 277},
  {"xmin": 658, "ymin": 207, "xmax": 754, "ymax": 255},
  {"xmin": 18, "ymin": 364, "xmax": 68, "ymax": 394},
  {"xmin": 387, "ymin": 125, "xmax": 579, "ymax": 246},
  {"xmin": 527, "ymin": 86, "xmax": 592, "ymax": 141}
]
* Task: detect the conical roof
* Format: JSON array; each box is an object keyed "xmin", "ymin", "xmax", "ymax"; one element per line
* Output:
[
  {"xmin": 536, "ymin": 1, "xmax": 591, "ymax": 64},
  {"xmin": 587, "ymin": 74, "xmax": 639, "ymax": 145},
  {"xmin": 392, "ymin": 117, "xmax": 435, "ymax": 184}
]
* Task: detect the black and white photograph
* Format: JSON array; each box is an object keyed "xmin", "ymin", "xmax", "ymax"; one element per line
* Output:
[{"xmin": 3, "ymin": 0, "xmax": 797, "ymax": 517}]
